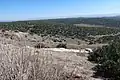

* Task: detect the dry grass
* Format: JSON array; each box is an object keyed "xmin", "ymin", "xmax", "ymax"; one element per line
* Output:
[
  {"xmin": 0, "ymin": 30, "xmax": 99, "ymax": 80},
  {"xmin": 0, "ymin": 44, "xmax": 70, "ymax": 80},
  {"xmin": 0, "ymin": 43, "xmax": 90, "ymax": 80}
]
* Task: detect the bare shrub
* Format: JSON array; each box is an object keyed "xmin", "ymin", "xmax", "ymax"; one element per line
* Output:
[
  {"xmin": 0, "ymin": 44, "xmax": 69, "ymax": 80},
  {"xmin": 34, "ymin": 43, "xmax": 49, "ymax": 48}
]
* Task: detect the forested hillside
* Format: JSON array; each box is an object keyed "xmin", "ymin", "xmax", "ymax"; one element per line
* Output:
[
  {"xmin": 1, "ymin": 16, "xmax": 120, "ymax": 28},
  {"xmin": 42, "ymin": 16, "xmax": 120, "ymax": 27},
  {"xmin": 0, "ymin": 20, "xmax": 120, "ymax": 40}
]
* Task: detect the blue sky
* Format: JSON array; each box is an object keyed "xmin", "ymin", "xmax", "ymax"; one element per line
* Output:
[{"xmin": 0, "ymin": 0, "xmax": 120, "ymax": 21}]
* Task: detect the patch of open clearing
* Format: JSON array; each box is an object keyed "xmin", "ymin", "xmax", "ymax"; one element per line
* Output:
[{"xmin": 44, "ymin": 48, "xmax": 80, "ymax": 52}]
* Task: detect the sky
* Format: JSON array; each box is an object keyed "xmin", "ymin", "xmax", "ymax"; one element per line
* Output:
[{"xmin": 0, "ymin": 0, "xmax": 120, "ymax": 21}]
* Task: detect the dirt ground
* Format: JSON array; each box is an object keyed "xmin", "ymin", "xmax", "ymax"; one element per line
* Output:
[{"xmin": 0, "ymin": 30, "xmax": 104, "ymax": 80}]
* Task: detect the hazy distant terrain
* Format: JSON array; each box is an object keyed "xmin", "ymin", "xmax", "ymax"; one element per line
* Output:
[{"xmin": 39, "ymin": 16, "xmax": 120, "ymax": 27}]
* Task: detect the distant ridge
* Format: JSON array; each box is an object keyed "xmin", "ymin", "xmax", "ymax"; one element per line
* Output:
[{"xmin": 1, "ymin": 15, "xmax": 120, "ymax": 28}]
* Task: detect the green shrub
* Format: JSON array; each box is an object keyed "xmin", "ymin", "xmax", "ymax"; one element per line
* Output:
[
  {"xmin": 88, "ymin": 40, "xmax": 120, "ymax": 79},
  {"xmin": 34, "ymin": 43, "xmax": 46, "ymax": 48},
  {"xmin": 56, "ymin": 43, "xmax": 67, "ymax": 48}
]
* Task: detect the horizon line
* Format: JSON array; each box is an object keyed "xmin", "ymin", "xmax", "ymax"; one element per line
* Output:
[{"xmin": 0, "ymin": 13, "xmax": 120, "ymax": 22}]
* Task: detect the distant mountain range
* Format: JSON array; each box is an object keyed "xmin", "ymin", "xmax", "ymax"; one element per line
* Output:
[
  {"xmin": 27, "ymin": 15, "xmax": 120, "ymax": 28},
  {"xmin": 40, "ymin": 16, "xmax": 120, "ymax": 27},
  {"xmin": 105, "ymin": 16, "xmax": 120, "ymax": 20},
  {"xmin": 1, "ymin": 15, "xmax": 120, "ymax": 28}
]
